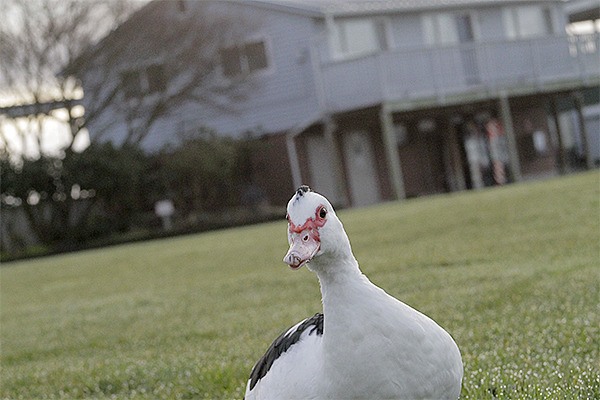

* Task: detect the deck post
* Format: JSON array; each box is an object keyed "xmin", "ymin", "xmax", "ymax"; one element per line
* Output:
[
  {"xmin": 323, "ymin": 118, "xmax": 349, "ymax": 207},
  {"xmin": 549, "ymin": 96, "xmax": 567, "ymax": 174},
  {"xmin": 498, "ymin": 92, "xmax": 522, "ymax": 182},
  {"xmin": 572, "ymin": 91, "xmax": 594, "ymax": 170},
  {"xmin": 379, "ymin": 105, "xmax": 406, "ymax": 200}
]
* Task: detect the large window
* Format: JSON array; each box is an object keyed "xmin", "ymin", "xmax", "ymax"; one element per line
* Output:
[
  {"xmin": 330, "ymin": 18, "xmax": 389, "ymax": 59},
  {"xmin": 503, "ymin": 6, "xmax": 554, "ymax": 39},
  {"xmin": 220, "ymin": 40, "xmax": 269, "ymax": 79}
]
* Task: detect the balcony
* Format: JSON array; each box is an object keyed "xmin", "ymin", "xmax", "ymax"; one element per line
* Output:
[{"xmin": 318, "ymin": 33, "xmax": 600, "ymax": 113}]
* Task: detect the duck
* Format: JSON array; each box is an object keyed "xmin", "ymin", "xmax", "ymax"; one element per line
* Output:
[{"xmin": 245, "ymin": 186, "xmax": 463, "ymax": 399}]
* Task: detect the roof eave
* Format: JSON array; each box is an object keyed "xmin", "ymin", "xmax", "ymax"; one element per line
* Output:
[
  {"xmin": 248, "ymin": 0, "xmax": 568, "ymax": 19},
  {"xmin": 244, "ymin": 0, "xmax": 326, "ymax": 18}
]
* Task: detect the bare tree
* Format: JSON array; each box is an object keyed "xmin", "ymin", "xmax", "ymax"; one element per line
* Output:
[{"xmin": 0, "ymin": 0, "xmax": 139, "ymax": 157}]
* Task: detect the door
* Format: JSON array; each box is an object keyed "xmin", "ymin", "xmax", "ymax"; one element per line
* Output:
[
  {"xmin": 399, "ymin": 132, "xmax": 446, "ymax": 197},
  {"xmin": 342, "ymin": 130, "xmax": 381, "ymax": 206}
]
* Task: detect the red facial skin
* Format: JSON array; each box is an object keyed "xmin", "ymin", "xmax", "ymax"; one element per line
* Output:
[{"xmin": 287, "ymin": 205, "xmax": 328, "ymax": 241}]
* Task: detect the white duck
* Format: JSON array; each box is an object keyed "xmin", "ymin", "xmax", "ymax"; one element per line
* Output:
[{"xmin": 245, "ymin": 186, "xmax": 463, "ymax": 399}]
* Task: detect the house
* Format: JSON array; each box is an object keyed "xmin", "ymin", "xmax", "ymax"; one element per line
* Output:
[
  {"xmin": 68, "ymin": 0, "xmax": 600, "ymax": 207},
  {"xmin": 564, "ymin": 0, "xmax": 600, "ymax": 163}
]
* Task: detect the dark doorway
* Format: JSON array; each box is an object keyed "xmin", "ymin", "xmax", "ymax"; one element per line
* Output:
[{"xmin": 398, "ymin": 121, "xmax": 447, "ymax": 197}]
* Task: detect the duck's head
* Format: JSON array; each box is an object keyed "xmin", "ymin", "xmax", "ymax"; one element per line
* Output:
[{"xmin": 283, "ymin": 186, "xmax": 352, "ymax": 270}]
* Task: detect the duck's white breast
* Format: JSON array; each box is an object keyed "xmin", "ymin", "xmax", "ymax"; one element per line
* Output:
[{"xmin": 320, "ymin": 277, "xmax": 463, "ymax": 399}]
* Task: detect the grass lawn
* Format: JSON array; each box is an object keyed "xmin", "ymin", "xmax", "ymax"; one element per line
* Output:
[{"xmin": 1, "ymin": 171, "xmax": 599, "ymax": 399}]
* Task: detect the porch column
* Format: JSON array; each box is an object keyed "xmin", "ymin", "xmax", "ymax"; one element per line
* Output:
[
  {"xmin": 286, "ymin": 134, "xmax": 303, "ymax": 189},
  {"xmin": 323, "ymin": 118, "xmax": 349, "ymax": 207},
  {"xmin": 286, "ymin": 112, "xmax": 324, "ymax": 190},
  {"xmin": 549, "ymin": 96, "xmax": 567, "ymax": 174},
  {"xmin": 572, "ymin": 91, "xmax": 593, "ymax": 170},
  {"xmin": 379, "ymin": 105, "xmax": 406, "ymax": 200},
  {"xmin": 498, "ymin": 92, "xmax": 522, "ymax": 182},
  {"xmin": 445, "ymin": 117, "xmax": 467, "ymax": 191}
]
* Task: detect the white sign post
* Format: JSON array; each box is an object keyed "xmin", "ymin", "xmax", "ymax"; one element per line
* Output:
[{"xmin": 155, "ymin": 200, "xmax": 175, "ymax": 231}]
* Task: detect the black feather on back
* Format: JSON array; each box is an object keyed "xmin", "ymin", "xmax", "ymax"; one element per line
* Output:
[{"xmin": 248, "ymin": 313, "xmax": 324, "ymax": 391}]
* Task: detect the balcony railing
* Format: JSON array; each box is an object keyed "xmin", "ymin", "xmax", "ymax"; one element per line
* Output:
[{"xmin": 317, "ymin": 33, "xmax": 600, "ymax": 112}]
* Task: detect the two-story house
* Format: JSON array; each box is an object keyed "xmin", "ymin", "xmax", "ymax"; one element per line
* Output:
[{"xmin": 68, "ymin": 0, "xmax": 599, "ymax": 207}]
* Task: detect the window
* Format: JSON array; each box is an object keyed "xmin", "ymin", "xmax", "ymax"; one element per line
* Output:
[
  {"xmin": 221, "ymin": 46, "xmax": 242, "ymax": 78},
  {"xmin": 245, "ymin": 41, "xmax": 268, "ymax": 71},
  {"xmin": 146, "ymin": 64, "xmax": 166, "ymax": 92},
  {"xmin": 566, "ymin": 20, "xmax": 600, "ymax": 35},
  {"xmin": 503, "ymin": 6, "xmax": 553, "ymax": 39},
  {"xmin": 220, "ymin": 40, "xmax": 269, "ymax": 79},
  {"xmin": 120, "ymin": 64, "xmax": 166, "ymax": 98},
  {"xmin": 436, "ymin": 14, "xmax": 460, "ymax": 44},
  {"xmin": 456, "ymin": 14, "xmax": 475, "ymax": 43},
  {"xmin": 330, "ymin": 18, "xmax": 389, "ymax": 59},
  {"xmin": 121, "ymin": 70, "xmax": 142, "ymax": 99}
]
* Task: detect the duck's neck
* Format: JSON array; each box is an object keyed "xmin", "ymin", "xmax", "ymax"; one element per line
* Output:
[
  {"xmin": 313, "ymin": 255, "xmax": 373, "ymax": 323},
  {"xmin": 313, "ymin": 255, "xmax": 380, "ymax": 386},
  {"xmin": 314, "ymin": 254, "xmax": 361, "ymax": 285}
]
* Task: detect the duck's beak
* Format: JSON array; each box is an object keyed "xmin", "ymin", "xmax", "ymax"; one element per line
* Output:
[{"xmin": 283, "ymin": 229, "xmax": 320, "ymax": 270}]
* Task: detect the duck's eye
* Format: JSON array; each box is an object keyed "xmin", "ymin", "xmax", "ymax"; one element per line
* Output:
[{"xmin": 319, "ymin": 207, "xmax": 327, "ymax": 219}]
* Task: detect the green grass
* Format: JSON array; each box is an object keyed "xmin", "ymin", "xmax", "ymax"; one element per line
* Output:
[{"xmin": 1, "ymin": 171, "xmax": 599, "ymax": 399}]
